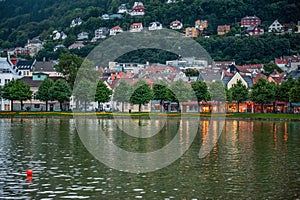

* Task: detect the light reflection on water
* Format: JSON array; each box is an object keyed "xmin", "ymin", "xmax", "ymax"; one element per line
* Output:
[{"xmin": 0, "ymin": 118, "xmax": 299, "ymax": 199}]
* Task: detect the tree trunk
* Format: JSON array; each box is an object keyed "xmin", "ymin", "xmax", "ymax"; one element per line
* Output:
[
  {"xmin": 11, "ymin": 100, "xmax": 14, "ymax": 111},
  {"xmin": 237, "ymin": 101, "xmax": 240, "ymax": 113},
  {"xmin": 46, "ymin": 101, "xmax": 48, "ymax": 111},
  {"xmin": 139, "ymin": 104, "xmax": 142, "ymax": 112},
  {"xmin": 21, "ymin": 100, "xmax": 23, "ymax": 111},
  {"xmin": 60, "ymin": 102, "xmax": 63, "ymax": 111},
  {"xmin": 122, "ymin": 101, "xmax": 124, "ymax": 112},
  {"xmin": 261, "ymin": 103, "xmax": 264, "ymax": 113},
  {"xmin": 84, "ymin": 100, "xmax": 87, "ymax": 111},
  {"xmin": 98, "ymin": 101, "xmax": 100, "ymax": 111},
  {"xmin": 198, "ymin": 101, "xmax": 201, "ymax": 112}
]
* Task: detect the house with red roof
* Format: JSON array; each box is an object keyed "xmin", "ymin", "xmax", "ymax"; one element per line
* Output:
[
  {"xmin": 217, "ymin": 25, "xmax": 230, "ymax": 35},
  {"xmin": 110, "ymin": 26, "xmax": 123, "ymax": 36},
  {"xmin": 130, "ymin": 22, "xmax": 143, "ymax": 32},
  {"xmin": 170, "ymin": 20, "xmax": 183, "ymax": 30},
  {"xmin": 130, "ymin": 2, "xmax": 145, "ymax": 16}
]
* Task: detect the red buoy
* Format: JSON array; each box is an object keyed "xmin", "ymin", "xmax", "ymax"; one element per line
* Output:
[{"xmin": 26, "ymin": 169, "xmax": 33, "ymax": 177}]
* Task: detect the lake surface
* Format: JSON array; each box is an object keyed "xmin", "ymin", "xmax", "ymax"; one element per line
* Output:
[{"xmin": 0, "ymin": 118, "xmax": 299, "ymax": 199}]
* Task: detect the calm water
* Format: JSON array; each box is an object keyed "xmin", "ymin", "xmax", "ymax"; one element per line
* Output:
[{"xmin": 0, "ymin": 118, "xmax": 299, "ymax": 199}]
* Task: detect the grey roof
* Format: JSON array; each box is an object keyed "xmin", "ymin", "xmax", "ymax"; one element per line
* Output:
[
  {"xmin": 16, "ymin": 59, "xmax": 35, "ymax": 70},
  {"xmin": 288, "ymin": 70, "xmax": 300, "ymax": 80},
  {"xmin": 222, "ymin": 75, "xmax": 253, "ymax": 88},
  {"xmin": 198, "ymin": 71, "xmax": 221, "ymax": 83},
  {"xmin": 33, "ymin": 61, "xmax": 57, "ymax": 72},
  {"xmin": 222, "ymin": 76, "xmax": 232, "ymax": 85}
]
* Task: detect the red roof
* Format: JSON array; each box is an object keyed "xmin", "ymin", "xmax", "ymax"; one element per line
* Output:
[
  {"xmin": 130, "ymin": 22, "xmax": 142, "ymax": 29},
  {"xmin": 275, "ymin": 58, "xmax": 288, "ymax": 65}
]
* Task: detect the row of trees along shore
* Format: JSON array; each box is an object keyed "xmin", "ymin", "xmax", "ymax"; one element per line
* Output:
[{"xmin": 1, "ymin": 73, "xmax": 300, "ymax": 113}]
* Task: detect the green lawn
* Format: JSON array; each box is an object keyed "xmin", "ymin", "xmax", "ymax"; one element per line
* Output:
[{"xmin": 0, "ymin": 111, "xmax": 300, "ymax": 120}]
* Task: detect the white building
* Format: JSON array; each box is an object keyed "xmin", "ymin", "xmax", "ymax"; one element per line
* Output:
[
  {"xmin": 148, "ymin": 22, "xmax": 163, "ymax": 30},
  {"xmin": 268, "ymin": 20, "xmax": 283, "ymax": 32},
  {"xmin": 0, "ymin": 55, "xmax": 23, "ymax": 111}
]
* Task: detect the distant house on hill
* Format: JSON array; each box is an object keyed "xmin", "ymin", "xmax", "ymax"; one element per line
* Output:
[
  {"xmin": 268, "ymin": 20, "xmax": 283, "ymax": 32},
  {"xmin": 110, "ymin": 26, "xmax": 123, "ymax": 35},
  {"xmin": 217, "ymin": 25, "xmax": 230, "ymax": 35},
  {"xmin": 16, "ymin": 58, "xmax": 36, "ymax": 76},
  {"xmin": 170, "ymin": 20, "xmax": 183, "ymax": 30},
  {"xmin": 25, "ymin": 37, "xmax": 44, "ymax": 57},
  {"xmin": 77, "ymin": 32, "xmax": 89, "ymax": 40},
  {"xmin": 70, "ymin": 17, "xmax": 83, "ymax": 28},
  {"xmin": 118, "ymin": 4, "xmax": 129, "ymax": 14},
  {"xmin": 148, "ymin": 22, "xmax": 163, "ymax": 30},
  {"xmin": 130, "ymin": 2, "xmax": 145, "ymax": 16},
  {"xmin": 185, "ymin": 27, "xmax": 199, "ymax": 37},
  {"xmin": 240, "ymin": 16, "xmax": 261, "ymax": 27},
  {"xmin": 68, "ymin": 41, "xmax": 85, "ymax": 50},
  {"xmin": 130, "ymin": 22, "xmax": 143, "ymax": 32},
  {"xmin": 246, "ymin": 26, "xmax": 264, "ymax": 36}
]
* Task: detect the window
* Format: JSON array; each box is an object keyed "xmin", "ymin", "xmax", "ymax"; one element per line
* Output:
[{"xmin": 5, "ymin": 79, "xmax": 10, "ymax": 84}]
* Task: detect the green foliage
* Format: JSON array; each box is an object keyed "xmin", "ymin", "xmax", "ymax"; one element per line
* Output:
[
  {"xmin": 36, "ymin": 78, "xmax": 54, "ymax": 111},
  {"xmin": 191, "ymin": 80, "xmax": 209, "ymax": 102},
  {"xmin": 208, "ymin": 80, "xmax": 226, "ymax": 102},
  {"xmin": 113, "ymin": 79, "xmax": 131, "ymax": 112},
  {"xmin": 51, "ymin": 79, "xmax": 71, "ymax": 111},
  {"xmin": 170, "ymin": 79, "xmax": 193, "ymax": 103},
  {"xmin": 276, "ymin": 75, "xmax": 294, "ymax": 102},
  {"xmin": 130, "ymin": 79, "xmax": 153, "ymax": 112},
  {"xmin": 289, "ymin": 78, "xmax": 300, "ymax": 103},
  {"xmin": 229, "ymin": 79, "xmax": 249, "ymax": 112},
  {"xmin": 250, "ymin": 78, "xmax": 276, "ymax": 112},
  {"xmin": 263, "ymin": 63, "xmax": 283, "ymax": 76},
  {"xmin": 2, "ymin": 80, "xmax": 32, "ymax": 111},
  {"xmin": 56, "ymin": 53, "xmax": 84, "ymax": 88},
  {"xmin": 94, "ymin": 80, "xmax": 113, "ymax": 106}
]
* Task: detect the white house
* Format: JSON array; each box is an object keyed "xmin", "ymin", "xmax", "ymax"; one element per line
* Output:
[
  {"xmin": 110, "ymin": 26, "xmax": 123, "ymax": 36},
  {"xmin": 77, "ymin": 32, "xmax": 89, "ymax": 40},
  {"xmin": 148, "ymin": 22, "xmax": 163, "ymax": 30},
  {"xmin": 118, "ymin": 4, "xmax": 129, "ymax": 14},
  {"xmin": 0, "ymin": 55, "xmax": 23, "ymax": 111},
  {"xmin": 25, "ymin": 38, "xmax": 44, "ymax": 57},
  {"xmin": 70, "ymin": 17, "xmax": 83, "ymax": 28},
  {"xmin": 94, "ymin": 27, "xmax": 109, "ymax": 40},
  {"xmin": 268, "ymin": 20, "xmax": 283, "ymax": 32}
]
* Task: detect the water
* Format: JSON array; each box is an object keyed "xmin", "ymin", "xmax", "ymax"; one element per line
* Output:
[{"xmin": 0, "ymin": 118, "xmax": 299, "ymax": 199}]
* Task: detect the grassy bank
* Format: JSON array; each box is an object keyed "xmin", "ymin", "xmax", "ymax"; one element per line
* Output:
[{"xmin": 0, "ymin": 111, "xmax": 300, "ymax": 120}]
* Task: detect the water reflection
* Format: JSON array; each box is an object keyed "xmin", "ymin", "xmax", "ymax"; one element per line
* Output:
[{"xmin": 0, "ymin": 118, "xmax": 299, "ymax": 199}]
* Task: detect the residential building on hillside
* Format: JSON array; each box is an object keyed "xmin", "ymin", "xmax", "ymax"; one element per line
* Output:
[
  {"xmin": 70, "ymin": 17, "xmax": 83, "ymax": 28},
  {"xmin": 118, "ymin": 4, "xmax": 129, "ymax": 13},
  {"xmin": 195, "ymin": 20, "xmax": 208, "ymax": 31},
  {"xmin": 77, "ymin": 32, "xmax": 89, "ymax": 40},
  {"xmin": 110, "ymin": 26, "xmax": 123, "ymax": 36},
  {"xmin": 68, "ymin": 41, "xmax": 85, "ymax": 50},
  {"xmin": 25, "ymin": 37, "xmax": 44, "ymax": 57},
  {"xmin": 94, "ymin": 27, "xmax": 109, "ymax": 40},
  {"xmin": 170, "ymin": 20, "xmax": 183, "ymax": 30},
  {"xmin": 217, "ymin": 25, "xmax": 230, "ymax": 35},
  {"xmin": 130, "ymin": 2, "xmax": 145, "ymax": 16},
  {"xmin": 246, "ymin": 26, "xmax": 264, "ymax": 36},
  {"xmin": 148, "ymin": 22, "xmax": 163, "ymax": 30},
  {"xmin": 32, "ymin": 60, "xmax": 62, "ymax": 77},
  {"xmin": 130, "ymin": 23, "xmax": 143, "ymax": 32},
  {"xmin": 296, "ymin": 21, "xmax": 300, "ymax": 33},
  {"xmin": 166, "ymin": 57, "xmax": 208, "ymax": 70},
  {"xmin": 240, "ymin": 16, "xmax": 261, "ymax": 27},
  {"xmin": 268, "ymin": 20, "xmax": 283, "ymax": 32},
  {"xmin": 185, "ymin": 27, "xmax": 199, "ymax": 37}
]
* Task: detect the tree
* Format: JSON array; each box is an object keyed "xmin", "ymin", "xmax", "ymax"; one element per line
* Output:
[
  {"xmin": 72, "ymin": 79, "xmax": 95, "ymax": 111},
  {"xmin": 276, "ymin": 75, "xmax": 294, "ymax": 102},
  {"xmin": 35, "ymin": 78, "xmax": 54, "ymax": 111},
  {"xmin": 170, "ymin": 79, "xmax": 193, "ymax": 112},
  {"xmin": 250, "ymin": 78, "xmax": 276, "ymax": 113},
  {"xmin": 152, "ymin": 80, "xmax": 169, "ymax": 112},
  {"xmin": 55, "ymin": 53, "xmax": 84, "ymax": 88},
  {"xmin": 229, "ymin": 79, "xmax": 249, "ymax": 112},
  {"xmin": 51, "ymin": 79, "xmax": 71, "ymax": 111},
  {"xmin": 289, "ymin": 78, "xmax": 300, "ymax": 103},
  {"xmin": 209, "ymin": 80, "xmax": 226, "ymax": 112},
  {"xmin": 130, "ymin": 79, "xmax": 152, "ymax": 112},
  {"xmin": 94, "ymin": 80, "xmax": 112, "ymax": 111},
  {"xmin": 2, "ymin": 80, "xmax": 32, "ymax": 111},
  {"xmin": 191, "ymin": 80, "xmax": 209, "ymax": 112},
  {"xmin": 113, "ymin": 79, "xmax": 131, "ymax": 112}
]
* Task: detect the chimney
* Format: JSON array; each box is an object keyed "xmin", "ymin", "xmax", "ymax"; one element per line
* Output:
[{"xmin": 10, "ymin": 57, "xmax": 17, "ymax": 65}]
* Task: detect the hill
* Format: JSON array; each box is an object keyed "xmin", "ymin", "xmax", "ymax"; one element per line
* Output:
[{"xmin": 0, "ymin": 0, "xmax": 300, "ymax": 65}]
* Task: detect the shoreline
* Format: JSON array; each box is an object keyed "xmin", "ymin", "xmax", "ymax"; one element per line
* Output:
[{"xmin": 1, "ymin": 111, "xmax": 300, "ymax": 121}]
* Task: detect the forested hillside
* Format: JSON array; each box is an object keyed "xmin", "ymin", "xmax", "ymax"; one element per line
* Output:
[{"xmin": 0, "ymin": 0, "xmax": 300, "ymax": 64}]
